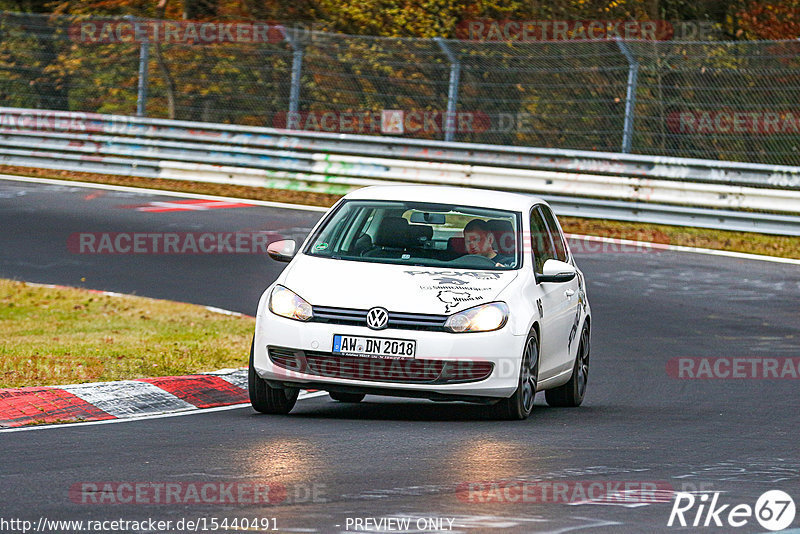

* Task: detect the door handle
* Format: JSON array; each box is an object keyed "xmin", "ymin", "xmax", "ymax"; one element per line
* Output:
[{"xmin": 564, "ymin": 289, "xmax": 575, "ymax": 298}]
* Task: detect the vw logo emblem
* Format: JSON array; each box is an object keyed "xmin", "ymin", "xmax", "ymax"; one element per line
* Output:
[{"xmin": 366, "ymin": 307, "xmax": 389, "ymax": 330}]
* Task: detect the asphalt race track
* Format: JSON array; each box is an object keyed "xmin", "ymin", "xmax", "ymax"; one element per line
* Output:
[{"xmin": 1, "ymin": 177, "xmax": 798, "ymax": 533}]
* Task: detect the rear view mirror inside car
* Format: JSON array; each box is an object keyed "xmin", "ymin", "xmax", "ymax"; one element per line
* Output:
[{"xmin": 410, "ymin": 211, "xmax": 446, "ymax": 224}]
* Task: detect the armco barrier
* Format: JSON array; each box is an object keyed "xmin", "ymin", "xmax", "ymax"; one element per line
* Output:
[{"xmin": 1, "ymin": 107, "xmax": 799, "ymax": 235}]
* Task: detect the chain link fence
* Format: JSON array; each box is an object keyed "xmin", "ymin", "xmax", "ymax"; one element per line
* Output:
[{"xmin": 1, "ymin": 12, "xmax": 799, "ymax": 165}]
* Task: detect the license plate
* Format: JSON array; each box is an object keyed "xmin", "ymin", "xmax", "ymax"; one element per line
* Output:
[{"xmin": 332, "ymin": 334, "xmax": 416, "ymax": 359}]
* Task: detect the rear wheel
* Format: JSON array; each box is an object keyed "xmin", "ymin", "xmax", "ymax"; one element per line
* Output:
[
  {"xmin": 248, "ymin": 338, "xmax": 299, "ymax": 414},
  {"xmin": 490, "ymin": 330, "xmax": 538, "ymax": 420},
  {"xmin": 328, "ymin": 392, "xmax": 366, "ymax": 403},
  {"xmin": 545, "ymin": 325, "xmax": 589, "ymax": 407}
]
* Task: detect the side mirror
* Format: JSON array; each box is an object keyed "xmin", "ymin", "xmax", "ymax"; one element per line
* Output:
[
  {"xmin": 538, "ymin": 259, "xmax": 577, "ymax": 283},
  {"xmin": 267, "ymin": 240, "xmax": 297, "ymax": 262}
]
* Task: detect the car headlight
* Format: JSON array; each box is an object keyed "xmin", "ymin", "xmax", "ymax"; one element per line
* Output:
[
  {"xmin": 269, "ymin": 285, "xmax": 313, "ymax": 321},
  {"xmin": 444, "ymin": 302, "xmax": 509, "ymax": 333}
]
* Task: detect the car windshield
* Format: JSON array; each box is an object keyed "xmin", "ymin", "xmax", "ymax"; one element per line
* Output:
[{"xmin": 304, "ymin": 200, "xmax": 521, "ymax": 270}]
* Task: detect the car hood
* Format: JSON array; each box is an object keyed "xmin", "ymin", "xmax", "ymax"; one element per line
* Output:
[{"xmin": 282, "ymin": 255, "xmax": 519, "ymax": 315}]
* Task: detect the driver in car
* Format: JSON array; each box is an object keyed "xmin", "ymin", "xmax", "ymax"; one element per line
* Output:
[{"xmin": 463, "ymin": 219, "xmax": 515, "ymax": 268}]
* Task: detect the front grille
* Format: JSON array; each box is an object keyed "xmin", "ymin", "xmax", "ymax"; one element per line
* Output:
[
  {"xmin": 312, "ymin": 306, "xmax": 448, "ymax": 331},
  {"xmin": 268, "ymin": 347, "xmax": 493, "ymax": 384}
]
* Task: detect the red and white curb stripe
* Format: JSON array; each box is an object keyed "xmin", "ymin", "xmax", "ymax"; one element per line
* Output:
[
  {"xmin": 119, "ymin": 199, "xmax": 255, "ymax": 212},
  {"xmin": 0, "ymin": 369, "xmax": 251, "ymax": 428},
  {"xmin": 0, "ymin": 370, "xmax": 325, "ymax": 429}
]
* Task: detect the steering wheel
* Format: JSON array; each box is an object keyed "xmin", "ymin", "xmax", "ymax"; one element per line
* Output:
[{"xmin": 448, "ymin": 254, "xmax": 498, "ymax": 267}]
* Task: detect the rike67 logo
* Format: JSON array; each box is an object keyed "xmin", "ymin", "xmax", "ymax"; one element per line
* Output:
[{"xmin": 668, "ymin": 490, "xmax": 796, "ymax": 531}]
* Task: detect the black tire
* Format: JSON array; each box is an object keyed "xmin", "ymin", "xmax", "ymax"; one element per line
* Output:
[
  {"xmin": 545, "ymin": 324, "xmax": 590, "ymax": 407},
  {"xmin": 328, "ymin": 392, "xmax": 366, "ymax": 403},
  {"xmin": 490, "ymin": 329, "xmax": 539, "ymax": 420},
  {"xmin": 248, "ymin": 338, "xmax": 299, "ymax": 414}
]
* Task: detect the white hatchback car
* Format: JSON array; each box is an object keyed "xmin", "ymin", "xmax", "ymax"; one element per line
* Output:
[{"xmin": 250, "ymin": 185, "xmax": 591, "ymax": 419}]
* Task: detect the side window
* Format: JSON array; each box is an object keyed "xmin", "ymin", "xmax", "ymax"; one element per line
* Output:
[
  {"xmin": 529, "ymin": 207, "xmax": 555, "ymax": 274},
  {"xmin": 538, "ymin": 205, "xmax": 568, "ymax": 262}
]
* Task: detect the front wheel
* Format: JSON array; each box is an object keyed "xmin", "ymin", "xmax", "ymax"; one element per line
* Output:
[
  {"xmin": 490, "ymin": 329, "xmax": 538, "ymax": 420},
  {"xmin": 248, "ymin": 338, "xmax": 299, "ymax": 414},
  {"xmin": 545, "ymin": 324, "xmax": 589, "ymax": 407}
]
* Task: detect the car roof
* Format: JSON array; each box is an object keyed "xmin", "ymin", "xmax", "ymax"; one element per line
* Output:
[{"xmin": 343, "ymin": 185, "xmax": 543, "ymax": 212}]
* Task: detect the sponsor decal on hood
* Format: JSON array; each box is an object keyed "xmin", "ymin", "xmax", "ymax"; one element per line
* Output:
[{"xmin": 404, "ymin": 270, "xmax": 511, "ymax": 313}]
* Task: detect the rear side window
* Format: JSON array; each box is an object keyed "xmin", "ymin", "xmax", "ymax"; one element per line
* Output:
[
  {"xmin": 529, "ymin": 207, "xmax": 555, "ymax": 274},
  {"xmin": 538, "ymin": 205, "xmax": 569, "ymax": 262}
]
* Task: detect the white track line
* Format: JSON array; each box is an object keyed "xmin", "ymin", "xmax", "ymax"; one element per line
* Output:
[
  {"xmin": 565, "ymin": 233, "xmax": 800, "ymax": 266},
  {"xmin": 0, "ymin": 391, "xmax": 330, "ymax": 433},
  {"xmin": 2, "ymin": 173, "xmax": 797, "ymax": 265},
  {"xmin": 23, "ymin": 282, "xmax": 253, "ymax": 318}
]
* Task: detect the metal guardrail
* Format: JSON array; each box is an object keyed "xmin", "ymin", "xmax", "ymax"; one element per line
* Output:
[{"xmin": 1, "ymin": 107, "xmax": 800, "ymax": 235}]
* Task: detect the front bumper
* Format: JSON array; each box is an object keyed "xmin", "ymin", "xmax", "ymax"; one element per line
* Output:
[{"xmin": 253, "ymin": 312, "xmax": 526, "ymax": 399}]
